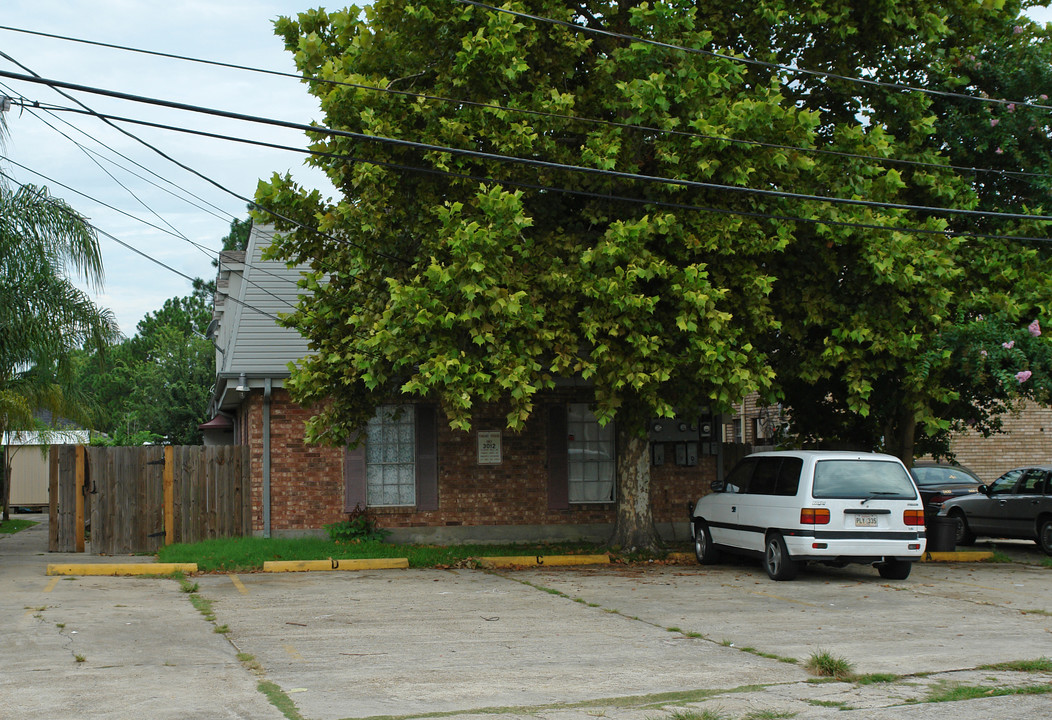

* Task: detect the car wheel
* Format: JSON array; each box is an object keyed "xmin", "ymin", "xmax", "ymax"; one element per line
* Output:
[
  {"xmin": 877, "ymin": 559, "xmax": 912, "ymax": 580},
  {"xmin": 950, "ymin": 510, "xmax": 976, "ymax": 546},
  {"xmin": 763, "ymin": 533, "xmax": 798, "ymax": 581},
  {"xmin": 1038, "ymin": 518, "xmax": 1052, "ymax": 556},
  {"xmin": 693, "ymin": 519, "xmax": 720, "ymax": 565}
]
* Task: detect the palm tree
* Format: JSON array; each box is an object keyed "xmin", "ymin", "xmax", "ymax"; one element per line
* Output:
[{"xmin": 0, "ymin": 160, "xmax": 122, "ymax": 520}]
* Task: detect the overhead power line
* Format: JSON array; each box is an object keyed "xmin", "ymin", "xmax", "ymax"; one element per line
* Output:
[
  {"xmin": 0, "ymin": 23, "xmax": 1045, "ymax": 183},
  {"xmin": 18, "ymin": 98, "xmax": 1052, "ymax": 245},
  {"xmin": 2, "ymin": 68, "xmax": 1050, "ymax": 225},
  {"xmin": 454, "ymin": 0, "xmax": 1052, "ymax": 113},
  {"xmin": 0, "ymin": 53, "xmax": 409, "ymax": 275}
]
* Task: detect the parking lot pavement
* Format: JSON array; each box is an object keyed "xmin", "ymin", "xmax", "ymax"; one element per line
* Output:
[
  {"xmin": 0, "ymin": 518, "xmax": 284, "ymax": 720},
  {"xmin": 196, "ymin": 550, "xmax": 1050, "ymax": 720},
  {"xmin": 517, "ymin": 559, "xmax": 1052, "ymax": 676},
  {"xmin": 197, "ymin": 567, "xmax": 806, "ymax": 719},
  {"xmin": 4, "ymin": 515, "xmax": 1050, "ymax": 720}
]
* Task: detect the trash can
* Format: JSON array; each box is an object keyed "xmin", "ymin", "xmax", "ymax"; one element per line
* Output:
[{"xmin": 926, "ymin": 515, "xmax": 956, "ymax": 552}]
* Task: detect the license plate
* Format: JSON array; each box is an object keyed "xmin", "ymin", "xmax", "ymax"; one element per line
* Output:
[{"xmin": 854, "ymin": 515, "xmax": 877, "ymax": 527}]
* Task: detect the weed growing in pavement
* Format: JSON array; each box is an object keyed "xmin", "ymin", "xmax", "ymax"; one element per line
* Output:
[
  {"xmin": 983, "ymin": 551, "xmax": 1014, "ymax": 563},
  {"xmin": 854, "ymin": 673, "xmax": 901, "ymax": 685},
  {"xmin": 214, "ymin": 624, "xmax": 230, "ymax": 634},
  {"xmin": 74, "ymin": 654, "xmax": 86, "ymax": 663},
  {"xmin": 979, "ymin": 658, "xmax": 1052, "ymax": 672},
  {"xmin": 237, "ymin": 652, "xmax": 264, "ymax": 674},
  {"xmin": 743, "ymin": 711, "xmax": 798, "ymax": 719},
  {"xmin": 807, "ymin": 699, "xmax": 851, "ymax": 709},
  {"xmin": 659, "ymin": 709, "xmax": 729, "ymax": 720},
  {"xmin": 923, "ymin": 681, "xmax": 1052, "ymax": 703},
  {"xmin": 189, "ymin": 593, "xmax": 216, "ymax": 623},
  {"xmin": 258, "ymin": 680, "xmax": 306, "ymax": 720},
  {"xmin": 805, "ymin": 650, "xmax": 854, "ymax": 680}
]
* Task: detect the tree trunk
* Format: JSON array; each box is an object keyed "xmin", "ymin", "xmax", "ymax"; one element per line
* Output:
[
  {"xmin": 609, "ymin": 428, "xmax": 662, "ymax": 553},
  {"xmin": 884, "ymin": 406, "xmax": 917, "ymax": 469}
]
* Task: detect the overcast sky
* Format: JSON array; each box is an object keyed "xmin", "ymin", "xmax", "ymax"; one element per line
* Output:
[
  {"xmin": 2, "ymin": 3, "xmax": 1051, "ymax": 337},
  {"xmin": 1, "ymin": 1, "xmax": 337, "ymax": 336}
]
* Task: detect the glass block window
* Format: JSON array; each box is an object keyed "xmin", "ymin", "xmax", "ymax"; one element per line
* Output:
[
  {"xmin": 366, "ymin": 404, "xmax": 416, "ymax": 506},
  {"xmin": 567, "ymin": 403, "xmax": 615, "ymax": 503}
]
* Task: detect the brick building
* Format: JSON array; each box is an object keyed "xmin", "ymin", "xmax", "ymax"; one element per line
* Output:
[
  {"xmin": 925, "ymin": 401, "xmax": 1052, "ymax": 484},
  {"xmin": 203, "ymin": 225, "xmax": 721, "ymax": 543}
]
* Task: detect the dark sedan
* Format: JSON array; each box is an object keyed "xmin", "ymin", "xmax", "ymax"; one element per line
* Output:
[
  {"xmin": 911, "ymin": 463, "xmax": 983, "ymax": 512},
  {"xmin": 938, "ymin": 466, "xmax": 1052, "ymax": 555}
]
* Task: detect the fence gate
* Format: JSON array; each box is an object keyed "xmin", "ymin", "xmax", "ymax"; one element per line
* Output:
[{"xmin": 49, "ymin": 445, "xmax": 249, "ymax": 554}]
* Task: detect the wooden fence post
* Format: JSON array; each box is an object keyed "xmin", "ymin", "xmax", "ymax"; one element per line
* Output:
[
  {"xmin": 164, "ymin": 445, "xmax": 174, "ymax": 546},
  {"xmin": 75, "ymin": 445, "xmax": 85, "ymax": 553}
]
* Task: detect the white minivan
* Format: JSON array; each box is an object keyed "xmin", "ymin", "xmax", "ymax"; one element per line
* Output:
[{"xmin": 690, "ymin": 451, "xmax": 926, "ymax": 580}]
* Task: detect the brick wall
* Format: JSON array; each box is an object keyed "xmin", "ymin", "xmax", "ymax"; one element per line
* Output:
[
  {"xmin": 937, "ymin": 400, "xmax": 1052, "ymax": 483},
  {"xmin": 241, "ymin": 390, "xmax": 718, "ymax": 533}
]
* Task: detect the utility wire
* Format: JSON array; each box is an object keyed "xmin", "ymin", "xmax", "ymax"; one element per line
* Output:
[
  {"xmin": 0, "ymin": 23, "xmax": 1045, "ymax": 183},
  {"xmin": 455, "ymin": 0, "xmax": 1052, "ymax": 112},
  {"xmin": 26, "ymin": 99, "xmax": 1052, "ymax": 245},
  {"xmin": 3, "ymin": 68, "xmax": 1050, "ymax": 225},
  {"xmin": 0, "ymin": 83, "xmax": 332, "ymax": 310},
  {"xmin": 2, "ymin": 153, "xmax": 311, "ymax": 313},
  {"xmin": 0, "ymin": 168, "xmax": 284, "ymax": 324},
  {"xmin": 0, "ymin": 54, "xmax": 409, "ymax": 275}
]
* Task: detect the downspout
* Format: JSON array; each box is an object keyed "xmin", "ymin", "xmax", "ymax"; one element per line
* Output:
[{"xmin": 263, "ymin": 377, "xmax": 272, "ymax": 538}]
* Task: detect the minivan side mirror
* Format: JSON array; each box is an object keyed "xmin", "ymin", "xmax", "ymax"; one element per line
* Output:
[{"xmin": 710, "ymin": 479, "xmax": 726, "ymax": 492}]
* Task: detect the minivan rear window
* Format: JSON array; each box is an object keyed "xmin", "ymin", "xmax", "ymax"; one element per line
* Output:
[{"xmin": 812, "ymin": 459, "xmax": 917, "ymax": 499}]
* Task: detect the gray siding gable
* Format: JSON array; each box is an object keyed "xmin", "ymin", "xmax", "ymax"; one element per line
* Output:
[{"xmin": 215, "ymin": 224, "xmax": 314, "ymax": 377}]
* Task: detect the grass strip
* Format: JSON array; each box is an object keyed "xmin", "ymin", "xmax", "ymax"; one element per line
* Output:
[
  {"xmin": 0, "ymin": 518, "xmax": 38, "ymax": 534},
  {"xmin": 157, "ymin": 536, "xmax": 677, "ymax": 572}
]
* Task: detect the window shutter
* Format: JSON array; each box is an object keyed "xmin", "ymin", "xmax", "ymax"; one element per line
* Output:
[
  {"xmin": 343, "ymin": 434, "xmax": 366, "ymax": 512},
  {"xmin": 415, "ymin": 404, "xmax": 439, "ymax": 511},
  {"xmin": 547, "ymin": 404, "xmax": 569, "ymax": 510}
]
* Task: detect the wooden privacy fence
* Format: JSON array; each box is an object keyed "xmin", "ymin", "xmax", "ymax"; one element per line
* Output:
[{"xmin": 49, "ymin": 445, "xmax": 250, "ymax": 554}]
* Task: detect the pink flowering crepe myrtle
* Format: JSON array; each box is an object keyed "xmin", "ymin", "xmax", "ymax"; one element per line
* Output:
[
  {"xmin": 1003, "ymin": 340, "xmax": 1015, "ymax": 349},
  {"xmin": 1029, "ymin": 319, "xmax": 1042, "ymax": 337},
  {"xmin": 1016, "ymin": 370, "xmax": 1033, "ymax": 384}
]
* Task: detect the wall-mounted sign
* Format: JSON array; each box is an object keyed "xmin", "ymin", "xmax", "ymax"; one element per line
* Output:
[{"xmin": 477, "ymin": 431, "xmax": 502, "ymax": 464}]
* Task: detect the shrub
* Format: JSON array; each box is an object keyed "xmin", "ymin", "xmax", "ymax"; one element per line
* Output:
[{"xmin": 323, "ymin": 506, "xmax": 390, "ymax": 543}]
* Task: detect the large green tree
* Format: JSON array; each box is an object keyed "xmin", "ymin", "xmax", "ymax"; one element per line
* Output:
[
  {"xmin": 74, "ymin": 292, "xmax": 213, "ymax": 446},
  {"xmin": 256, "ymin": 0, "xmax": 958, "ymax": 549},
  {"xmin": 0, "ymin": 179, "xmax": 121, "ymax": 520},
  {"xmin": 709, "ymin": 0, "xmax": 1052, "ymax": 461}
]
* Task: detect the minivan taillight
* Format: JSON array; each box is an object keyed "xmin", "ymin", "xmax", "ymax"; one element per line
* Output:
[
  {"xmin": 801, "ymin": 508, "xmax": 830, "ymax": 525},
  {"xmin": 903, "ymin": 509, "xmax": 925, "ymax": 526}
]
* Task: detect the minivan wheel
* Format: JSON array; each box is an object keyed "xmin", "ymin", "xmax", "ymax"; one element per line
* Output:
[
  {"xmin": 693, "ymin": 519, "xmax": 720, "ymax": 565},
  {"xmin": 877, "ymin": 559, "xmax": 912, "ymax": 580},
  {"xmin": 1038, "ymin": 518, "xmax": 1052, "ymax": 556},
  {"xmin": 763, "ymin": 533, "xmax": 798, "ymax": 581}
]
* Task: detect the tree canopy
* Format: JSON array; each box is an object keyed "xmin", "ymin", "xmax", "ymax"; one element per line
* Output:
[
  {"xmin": 73, "ymin": 291, "xmax": 213, "ymax": 446},
  {"xmin": 258, "ymin": 0, "xmax": 1052, "ymax": 548}
]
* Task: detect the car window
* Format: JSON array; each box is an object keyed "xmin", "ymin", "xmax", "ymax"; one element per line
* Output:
[
  {"xmin": 811, "ymin": 459, "xmax": 917, "ymax": 499},
  {"xmin": 747, "ymin": 458, "xmax": 781, "ymax": 495},
  {"xmin": 989, "ymin": 469, "xmax": 1023, "ymax": 495},
  {"xmin": 1019, "ymin": 469, "xmax": 1048, "ymax": 494},
  {"xmin": 724, "ymin": 458, "xmax": 756, "ymax": 494},
  {"xmin": 912, "ymin": 466, "xmax": 980, "ymax": 487},
  {"xmin": 775, "ymin": 457, "xmax": 802, "ymax": 496}
]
